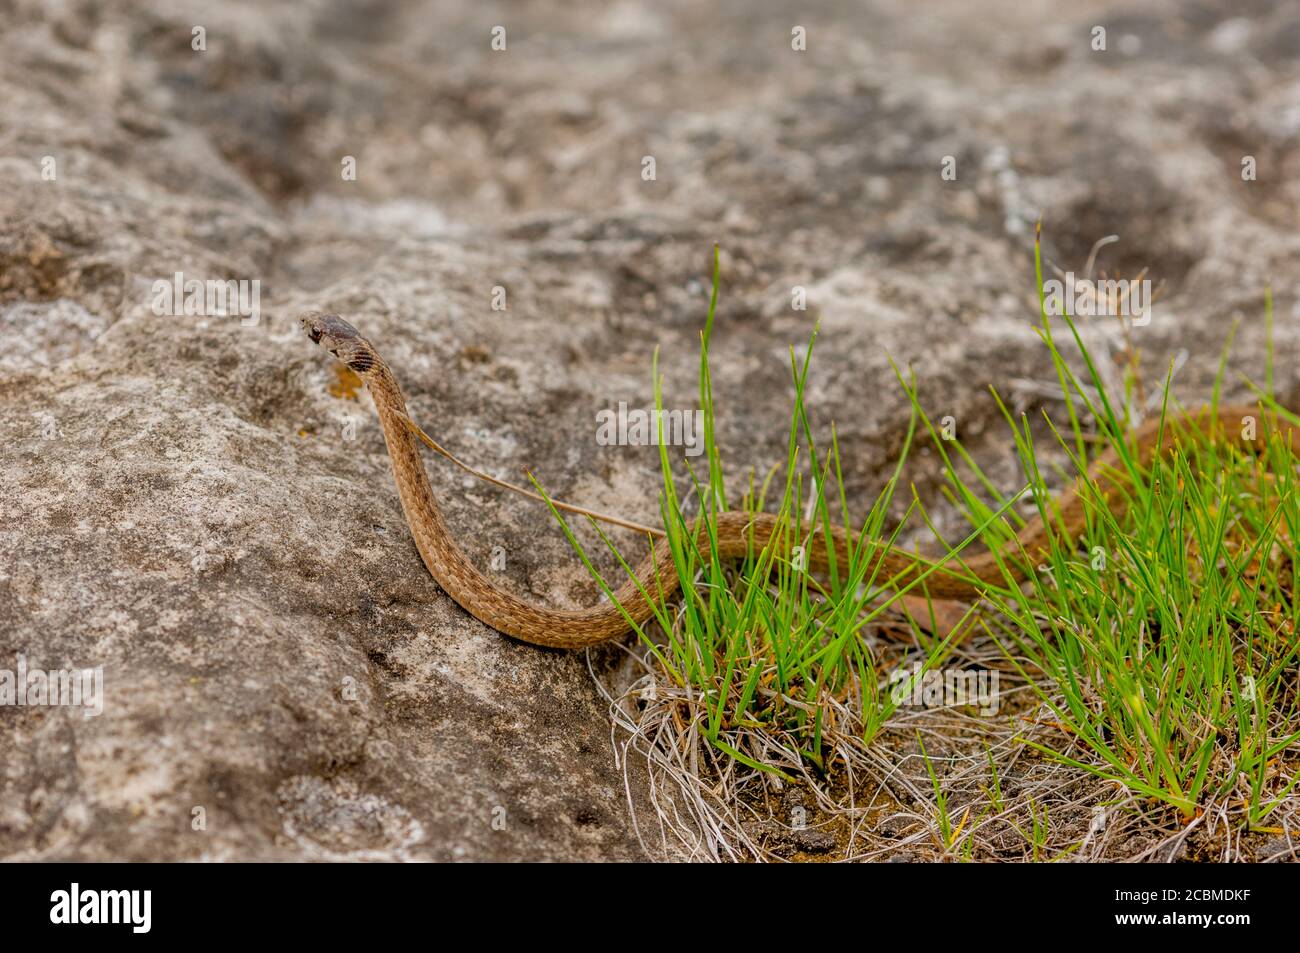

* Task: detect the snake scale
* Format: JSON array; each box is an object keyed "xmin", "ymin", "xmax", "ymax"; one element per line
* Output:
[{"xmin": 301, "ymin": 311, "xmax": 1290, "ymax": 649}]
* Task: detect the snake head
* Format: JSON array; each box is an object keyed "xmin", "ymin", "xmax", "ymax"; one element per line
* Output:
[{"xmin": 300, "ymin": 311, "xmax": 375, "ymax": 373}]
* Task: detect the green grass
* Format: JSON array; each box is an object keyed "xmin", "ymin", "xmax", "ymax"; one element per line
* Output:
[
  {"xmin": 536, "ymin": 247, "xmax": 1011, "ymax": 774},
  {"xmin": 929, "ymin": 238, "xmax": 1300, "ymax": 825},
  {"xmin": 539, "ymin": 238, "xmax": 1299, "ymax": 834}
]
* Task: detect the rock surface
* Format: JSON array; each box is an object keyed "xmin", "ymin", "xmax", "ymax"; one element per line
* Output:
[{"xmin": 1, "ymin": 0, "xmax": 1297, "ymax": 860}]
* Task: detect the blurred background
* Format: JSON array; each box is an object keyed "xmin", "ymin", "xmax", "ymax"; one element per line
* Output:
[{"xmin": 1, "ymin": 0, "xmax": 1297, "ymax": 860}]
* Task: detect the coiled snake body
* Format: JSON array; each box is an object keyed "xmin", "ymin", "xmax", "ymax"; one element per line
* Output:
[{"xmin": 301, "ymin": 312, "xmax": 1289, "ymax": 649}]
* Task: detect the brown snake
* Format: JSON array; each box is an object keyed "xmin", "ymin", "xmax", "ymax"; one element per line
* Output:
[{"xmin": 301, "ymin": 311, "xmax": 1293, "ymax": 649}]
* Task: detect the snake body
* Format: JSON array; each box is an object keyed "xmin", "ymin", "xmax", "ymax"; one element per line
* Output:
[{"xmin": 301, "ymin": 311, "xmax": 1289, "ymax": 649}]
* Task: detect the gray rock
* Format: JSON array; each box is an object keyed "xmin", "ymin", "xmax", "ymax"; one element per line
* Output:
[{"xmin": 2, "ymin": 0, "xmax": 1297, "ymax": 860}]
